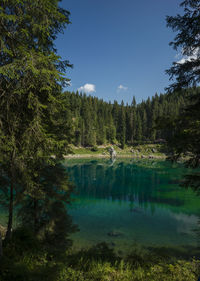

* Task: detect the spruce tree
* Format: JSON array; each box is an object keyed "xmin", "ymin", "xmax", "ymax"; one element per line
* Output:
[
  {"xmin": 61, "ymin": 90, "xmax": 190, "ymax": 147},
  {"xmin": 165, "ymin": 0, "xmax": 200, "ymax": 190},
  {"xmin": 131, "ymin": 97, "xmax": 137, "ymax": 143},
  {"xmin": 142, "ymin": 109, "xmax": 147, "ymax": 139},
  {"xmin": 119, "ymin": 101, "xmax": 126, "ymax": 149},
  {"xmin": 136, "ymin": 112, "xmax": 142, "ymax": 142},
  {"xmin": 0, "ymin": 0, "xmax": 72, "ymax": 241}
]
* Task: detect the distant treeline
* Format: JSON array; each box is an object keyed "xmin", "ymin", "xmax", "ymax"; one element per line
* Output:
[{"xmin": 62, "ymin": 88, "xmax": 198, "ymax": 148}]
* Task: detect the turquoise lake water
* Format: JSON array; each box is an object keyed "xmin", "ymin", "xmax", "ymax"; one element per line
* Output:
[{"xmin": 64, "ymin": 159, "xmax": 200, "ymax": 255}]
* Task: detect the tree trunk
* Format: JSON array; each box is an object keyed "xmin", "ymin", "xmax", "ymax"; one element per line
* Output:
[
  {"xmin": 5, "ymin": 178, "xmax": 14, "ymax": 242},
  {"xmin": 5, "ymin": 150, "xmax": 15, "ymax": 242},
  {"xmin": 0, "ymin": 232, "xmax": 3, "ymax": 258},
  {"xmin": 34, "ymin": 198, "xmax": 38, "ymax": 234}
]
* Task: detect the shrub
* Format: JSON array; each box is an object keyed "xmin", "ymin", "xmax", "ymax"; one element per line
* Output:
[{"xmin": 91, "ymin": 146, "xmax": 98, "ymax": 152}]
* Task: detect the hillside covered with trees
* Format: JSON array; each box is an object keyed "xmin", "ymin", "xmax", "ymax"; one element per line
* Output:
[{"xmin": 62, "ymin": 88, "xmax": 198, "ymax": 148}]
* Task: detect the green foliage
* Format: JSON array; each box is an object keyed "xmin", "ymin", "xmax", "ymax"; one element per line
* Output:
[
  {"xmin": 0, "ymin": 1, "xmax": 199, "ymax": 280},
  {"xmin": 1, "ymin": 241, "xmax": 199, "ymax": 281},
  {"xmin": 0, "ymin": 1, "xmax": 77, "ymax": 279},
  {"xmin": 0, "ymin": 0, "xmax": 73, "ymax": 242},
  {"xmin": 166, "ymin": 0, "xmax": 200, "ymax": 91},
  {"xmin": 119, "ymin": 101, "xmax": 126, "ymax": 149},
  {"xmin": 164, "ymin": 0, "xmax": 200, "ymax": 191},
  {"xmin": 0, "ymin": 162, "xmax": 78, "ymax": 280},
  {"xmin": 57, "ymin": 256, "xmax": 200, "ymax": 281},
  {"xmin": 61, "ymin": 89, "xmax": 191, "ymax": 149},
  {"xmin": 91, "ymin": 145, "xmax": 99, "ymax": 152}
]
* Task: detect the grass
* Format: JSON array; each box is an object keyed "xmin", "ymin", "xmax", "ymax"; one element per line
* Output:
[
  {"xmin": 58, "ymin": 259, "xmax": 200, "ymax": 281},
  {"xmin": 56, "ymin": 242, "xmax": 200, "ymax": 281},
  {"xmin": 1, "ymin": 241, "xmax": 200, "ymax": 281},
  {"xmin": 53, "ymin": 243, "xmax": 200, "ymax": 281},
  {"xmin": 67, "ymin": 144, "xmax": 167, "ymax": 159}
]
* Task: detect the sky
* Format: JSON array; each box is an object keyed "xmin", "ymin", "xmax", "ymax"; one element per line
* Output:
[{"xmin": 55, "ymin": 0, "xmax": 183, "ymax": 104}]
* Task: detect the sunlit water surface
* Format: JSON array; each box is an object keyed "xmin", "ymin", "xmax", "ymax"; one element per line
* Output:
[{"xmin": 64, "ymin": 159, "xmax": 200, "ymax": 255}]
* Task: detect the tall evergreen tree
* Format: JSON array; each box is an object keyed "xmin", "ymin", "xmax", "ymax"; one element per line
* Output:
[
  {"xmin": 118, "ymin": 101, "xmax": 125, "ymax": 148},
  {"xmin": 60, "ymin": 89, "xmax": 192, "ymax": 148},
  {"xmin": 165, "ymin": 0, "xmax": 200, "ymax": 190},
  {"xmin": 0, "ymin": 0, "xmax": 72, "ymax": 242},
  {"xmin": 136, "ymin": 112, "xmax": 142, "ymax": 141},
  {"xmin": 142, "ymin": 109, "xmax": 147, "ymax": 139},
  {"xmin": 131, "ymin": 97, "xmax": 137, "ymax": 143},
  {"xmin": 18, "ymin": 161, "xmax": 77, "ymax": 260}
]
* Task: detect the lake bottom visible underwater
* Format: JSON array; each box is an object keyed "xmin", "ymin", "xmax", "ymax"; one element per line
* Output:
[{"xmin": 64, "ymin": 159, "xmax": 200, "ymax": 257}]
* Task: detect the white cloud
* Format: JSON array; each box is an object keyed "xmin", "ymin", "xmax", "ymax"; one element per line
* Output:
[
  {"xmin": 177, "ymin": 47, "xmax": 199, "ymax": 64},
  {"xmin": 118, "ymin": 85, "xmax": 128, "ymax": 91},
  {"xmin": 78, "ymin": 83, "xmax": 96, "ymax": 93}
]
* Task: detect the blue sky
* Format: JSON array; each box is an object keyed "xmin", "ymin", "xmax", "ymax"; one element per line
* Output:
[{"xmin": 56, "ymin": 0, "xmax": 182, "ymax": 104}]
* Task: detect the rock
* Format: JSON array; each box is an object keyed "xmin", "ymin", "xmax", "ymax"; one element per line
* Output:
[
  {"xmin": 180, "ymin": 232, "xmax": 188, "ymax": 236},
  {"xmin": 108, "ymin": 146, "xmax": 117, "ymax": 159},
  {"xmin": 130, "ymin": 207, "xmax": 142, "ymax": 213},
  {"xmin": 152, "ymin": 148, "xmax": 157, "ymax": 153},
  {"xmin": 107, "ymin": 231, "xmax": 123, "ymax": 237},
  {"xmin": 0, "ymin": 225, "xmax": 6, "ymax": 237},
  {"xmin": 141, "ymin": 155, "xmax": 145, "ymax": 158},
  {"xmin": 149, "ymin": 155, "xmax": 154, "ymax": 159}
]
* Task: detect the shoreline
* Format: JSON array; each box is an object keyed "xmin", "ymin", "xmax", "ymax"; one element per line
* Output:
[{"xmin": 64, "ymin": 154, "xmax": 167, "ymax": 159}]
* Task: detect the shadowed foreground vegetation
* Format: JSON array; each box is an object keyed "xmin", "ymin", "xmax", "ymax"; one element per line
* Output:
[{"xmin": 0, "ymin": 240, "xmax": 200, "ymax": 281}]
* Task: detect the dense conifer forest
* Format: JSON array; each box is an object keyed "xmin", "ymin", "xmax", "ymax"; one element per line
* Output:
[{"xmin": 62, "ymin": 88, "xmax": 198, "ymax": 148}]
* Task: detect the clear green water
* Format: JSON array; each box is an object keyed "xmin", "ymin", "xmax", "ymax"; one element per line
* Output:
[{"xmin": 64, "ymin": 159, "xmax": 200, "ymax": 255}]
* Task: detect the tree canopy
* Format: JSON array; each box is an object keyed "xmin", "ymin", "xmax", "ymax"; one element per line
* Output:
[
  {"xmin": 166, "ymin": 0, "xmax": 200, "ymax": 91},
  {"xmin": 0, "ymin": 0, "xmax": 75, "ymax": 259},
  {"xmin": 165, "ymin": 0, "xmax": 200, "ymax": 191},
  {"xmin": 59, "ymin": 89, "xmax": 192, "ymax": 147}
]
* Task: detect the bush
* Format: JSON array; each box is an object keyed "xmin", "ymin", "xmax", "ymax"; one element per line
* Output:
[{"xmin": 90, "ymin": 146, "xmax": 98, "ymax": 152}]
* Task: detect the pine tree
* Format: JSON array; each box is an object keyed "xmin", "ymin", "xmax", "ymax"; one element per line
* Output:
[
  {"xmin": 136, "ymin": 112, "xmax": 142, "ymax": 142},
  {"xmin": 131, "ymin": 97, "xmax": 137, "ymax": 143},
  {"xmin": 142, "ymin": 109, "xmax": 147, "ymax": 139},
  {"xmin": 119, "ymin": 101, "xmax": 126, "ymax": 149},
  {"xmin": 18, "ymin": 161, "xmax": 77, "ymax": 260},
  {"xmin": 60, "ymin": 89, "xmax": 191, "ymax": 147},
  {"xmin": 106, "ymin": 111, "xmax": 116, "ymax": 144},
  {"xmin": 0, "ymin": 0, "xmax": 71, "ymax": 242},
  {"xmin": 165, "ymin": 0, "xmax": 200, "ymax": 190}
]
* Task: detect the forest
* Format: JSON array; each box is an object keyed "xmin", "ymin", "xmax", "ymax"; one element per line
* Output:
[{"xmin": 62, "ymin": 88, "xmax": 198, "ymax": 148}]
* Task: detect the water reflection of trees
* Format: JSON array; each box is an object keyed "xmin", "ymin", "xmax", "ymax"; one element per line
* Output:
[{"xmin": 66, "ymin": 160, "xmax": 194, "ymax": 212}]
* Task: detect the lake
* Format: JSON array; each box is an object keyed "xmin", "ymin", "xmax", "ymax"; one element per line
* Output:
[{"xmin": 64, "ymin": 158, "xmax": 200, "ymax": 256}]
